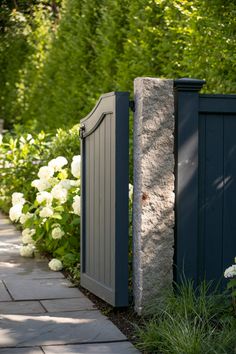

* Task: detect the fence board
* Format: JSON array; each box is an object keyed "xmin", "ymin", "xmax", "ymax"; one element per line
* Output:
[{"xmin": 175, "ymin": 79, "xmax": 236, "ymax": 288}]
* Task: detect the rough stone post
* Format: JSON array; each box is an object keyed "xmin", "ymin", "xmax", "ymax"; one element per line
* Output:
[{"xmin": 133, "ymin": 77, "xmax": 175, "ymax": 314}]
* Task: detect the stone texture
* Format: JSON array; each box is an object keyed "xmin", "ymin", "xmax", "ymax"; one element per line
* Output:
[
  {"xmin": 41, "ymin": 297, "xmax": 95, "ymax": 312},
  {"xmin": 133, "ymin": 78, "xmax": 175, "ymax": 314},
  {"xmin": 0, "ymin": 238, "xmax": 21, "ymax": 256},
  {"xmin": 0, "ymin": 311, "xmax": 126, "ymax": 347},
  {"xmin": 43, "ymin": 342, "xmax": 140, "ymax": 353},
  {"xmin": 0, "ymin": 348, "xmax": 43, "ymax": 354},
  {"xmin": 0, "ymin": 281, "xmax": 12, "ymax": 301},
  {"xmin": 4, "ymin": 278, "xmax": 83, "ymax": 300},
  {"xmin": 0, "ymin": 258, "xmax": 64, "ymax": 279},
  {"xmin": 0, "ymin": 301, "xmax": 45, "ymax": 314}
]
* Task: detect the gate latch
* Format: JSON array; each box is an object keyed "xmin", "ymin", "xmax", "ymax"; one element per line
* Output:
[{"xmin": 79, "ymin": 124, "xmax": 85, "ymax": 139}]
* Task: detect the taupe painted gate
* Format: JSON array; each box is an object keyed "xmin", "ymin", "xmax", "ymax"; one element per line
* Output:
[{"xmin": 80, "ymin": 92, "xmax": 129, "ymax": 307}]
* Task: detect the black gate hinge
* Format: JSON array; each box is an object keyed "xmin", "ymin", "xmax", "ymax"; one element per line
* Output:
[
  {"xmin": 79, "ymin": 124, "xmax": 85, "ymax": 138},
  {"xmin": 129, "ymin": 100, "xmax": 135, "ymax": 112}
]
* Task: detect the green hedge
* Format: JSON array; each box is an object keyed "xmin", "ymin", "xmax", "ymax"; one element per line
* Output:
[{"xmin": 1, "ymin": 0, "xmax": 236, "ymax": 131}]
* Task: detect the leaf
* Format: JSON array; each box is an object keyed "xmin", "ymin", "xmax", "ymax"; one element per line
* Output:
[
  {"xmin": 54, "ymin": 206, "xmax": 64, "ymax": 212},
  {"xmin": 52, "ymin": 213, "xmax": 62, "ymax": 220},
  {"xmin": 71, "ymin": 217, "xmax": 80, "ymax": 225},
  {"xmin": 54, "ymin": 245, "xmax": 66, "ymax": 256}
]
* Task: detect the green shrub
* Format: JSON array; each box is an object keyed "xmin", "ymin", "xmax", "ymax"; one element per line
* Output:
[
  {"xmin": 43, "ymin": 124, "xmax": 80, "ymax": 165},
  {"xmin": 0, "ymin": 124, "xmax": 80, "ymax": 214},
  {"xmin": 224, "ymin": 258, "xmax": 236, "ymax": 315},
  {"xmin": 1, "ymin": 1, "xmax": 236, "ymax": 131},
  {"xmin": 9, "ymin": 155, "xmax": 81, "ymax": 269},
  {"xmin": 0, "ymin": 130, "xmax": 51, "ymax": 213}
]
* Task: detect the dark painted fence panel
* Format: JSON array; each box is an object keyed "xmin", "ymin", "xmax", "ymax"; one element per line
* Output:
[
  {"xmin": 175, "ymin": 79, "xmax": 236, "ymax": 287},
  {"xmin": 80, "ymin": 92, "xmax": 129, "ymax": 307}
]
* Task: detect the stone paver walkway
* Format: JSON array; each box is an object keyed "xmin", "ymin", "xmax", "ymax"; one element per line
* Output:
[{"xmin": 0, "ymin": 214, "xmax": 140, "ymax": 354}]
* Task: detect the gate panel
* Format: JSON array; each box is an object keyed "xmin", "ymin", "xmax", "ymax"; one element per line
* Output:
[
  {"xmin": 175, "ymin": 79, "xmax": 236, "ymax": 287},
  {"xmin": 80, "ymin": 92, "xmax": 129, "ymax": 306},
  {"xmin": 199, "ymin": 101, "xmax": 236, "ymax": 286}
]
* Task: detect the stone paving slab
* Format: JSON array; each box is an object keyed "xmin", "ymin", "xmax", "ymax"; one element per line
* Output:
[
  {"xmin": 0, "ymin": 311, "xmax": 126, "ymax": 347},
  {"xmin": 0, "ymin": 240, "xmax": 20, "ymax": 256},
  {"xmin": 0, "ymin": 259, "xmax": 64, "ymax": 279},
  {"xmin": 0, "ymin": 213, "xmax": 141, "ymax": 353},
  {"xmin": 0, "ymin": 301, "xmax": 45, "ymax": 314},
  {"xmin": 0, "ymin": 221, "xmax": 13, "ymax": 230},
  {"xmin": 41, "ymin": 297, "xmax": 95, "ymax": 312},
  {"xmin": 0, "ymin": 281, "xmax": 12, "ymax": 301},
  {"xmin": 4, "ymin": 278, "xmax": 83, "ymax": 300},
  {"xmin": 43, "ymin": 342, "xmax": 140, "ymax": 353},
  {"xmin": 0, "ymin": 230, "xmax": 20, "ymax": 239},
  {"xmin": 0, "ymin": 348, "xmax": 43, "ymax": 354}
]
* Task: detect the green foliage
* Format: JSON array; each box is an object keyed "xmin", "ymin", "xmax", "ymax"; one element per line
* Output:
[
  {"xmin": 1, "ymin": 0, "xmax": 236, "ymax": 131},
  {"xmin": 0, "ymin": 124, "xmax": 80, "ymax": 213},
  {"xmin": 0, "ymin": 131, "xmax": 51, "ymax": 213},
  {"xmin": 19, "ymin": 0, "xmax": 103, "ymax": 130},
  {"xmin": 43, "ymin": 124, "xmax": 80, "ymax": 164},
  {"xmin": 18, "ymin": 159, "xmax": 81, "ymax": 268},
  {"xmin": 136, "ymin": 280, "xmax": 236, "ymax": 354},
  {"xmin": 224, "ymin": 258, "xmax": 236, "ymax": 315}
]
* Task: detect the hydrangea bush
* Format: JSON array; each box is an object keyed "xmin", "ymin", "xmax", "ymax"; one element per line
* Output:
[
  {"xmin": 0, "ymin": 125, "xmax": 81, "ymax": 214},
  {"xmin": 9, "ymin": 155, "xmax": 81, "ymax": 270},
  {"xmin": 224, "ymin": 257, "xmax": 236, "ymax": 313},
  {"xmin": 0, "ymin": 131, "xmax": 51, "ymax": 212}
]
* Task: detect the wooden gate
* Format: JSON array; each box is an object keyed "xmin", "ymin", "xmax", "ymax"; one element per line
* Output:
[
  {"xmin": 80, "ymin": 92, "xmax": 129, "ymax": 306},
  {"xmin": 175, "ymin": 79, "xmax": 236, "ymax": 287}
]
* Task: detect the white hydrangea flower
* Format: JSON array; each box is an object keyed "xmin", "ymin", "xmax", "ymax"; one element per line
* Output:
[
  {"xmin": 224, "ymin": 264, "xmax": 236, "ymax": 278},
  {"xmin": 22, "ymin": 228, "xmax": 36, "ymax": 244},
  {"xmin": 51, "ymin": 185, "xmax": 68, "ymax": 204},
  {"xmin": 19, "ymin": 136, "xmax": 26, "ymax": 145},
  {"xmin": 9, "ymin": 204, "xmax": 23, "ymax": 222},
  {"xmin": 37, "ymin": 166, "xmax": 54, "ymax": 180},
  {"xmin": 39, "ymin": 206, "xmax": 54, "ymax": 218},
  {"xmin": 36, "ymin": 191, "xmax": 53, "ymax": 205},
  {"xmin": 20, "ymin": 244, "xmax": 35, "ymax": 257},
  {"xmin": 26, "ymin": 134, "xmax": 33, "ymax": 141},
  {"xmin": 58, "ymin": 179, "xmax": 72, "ymax": 190},
  {"xmin": 12, "ymin": 192, "xmax": 25, "ymax": 206},
  {"xmin": 70, "ymin": 180, "xmax": 80, "ymax": 187},
  {"xmin": 72, "ymin": 195, "xmax": 80, "ymax": 215},
  {"xmin": 19, "ymin": 212, "xmax": 33, "ymax": 225},
  {"xmin": 51, "ymin": 227, "xmax": 64, "ymax": 239},
  {"xmin": 22, "ymin": 228, "xmax": 36, "ymax": 237},
  {"xmin": 31, "ymin": 179, "xmax": 51, "ymax": 192},
  {"xmin": 48, "ymin": 156, "xmax": 68, "ymax": 172},
  {"xmin": 129, "ymin": 183, "xmax": 133, "ymax": 200},
  {"xmin": 48, "ymin": 258, "xmax": 63, "ymax": 271},
  {"xmin": 71, "ymin": 155, "xmax": 81, "ymax": 178}
]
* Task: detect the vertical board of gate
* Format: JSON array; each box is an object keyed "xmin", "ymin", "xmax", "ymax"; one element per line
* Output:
[{"xmin": 80, "ymin": 92, "xmax": 130, "ymax": 307}]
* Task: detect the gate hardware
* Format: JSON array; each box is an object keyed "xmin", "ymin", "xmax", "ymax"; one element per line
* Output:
[
  {"xmin": 129, "ymin": 100, "xmax": 135, "ymax": 112},
  {"xmin": 79, "ymin": 124, "xmax": 85, "ymax": 138}
]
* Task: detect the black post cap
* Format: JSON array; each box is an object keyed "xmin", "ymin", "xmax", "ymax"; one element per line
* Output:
[{"xmin": 174, "ymin": 78, "xmax": 206, "ymax": 92}]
